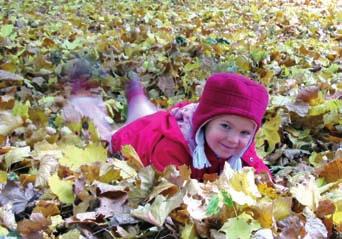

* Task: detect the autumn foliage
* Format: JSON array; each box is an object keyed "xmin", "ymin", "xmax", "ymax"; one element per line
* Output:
[{"xmin": 0, "ymin": 0, "xmax": 341, "ymax": 238}]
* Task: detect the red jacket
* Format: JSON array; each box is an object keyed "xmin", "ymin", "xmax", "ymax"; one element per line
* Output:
[{"xmin": 111, "ymin": 110, "xmax": 270, "ymax": 180}]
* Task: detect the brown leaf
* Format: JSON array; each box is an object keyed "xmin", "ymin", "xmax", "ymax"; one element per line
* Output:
[
  {"xmin": 296, "ymin": 86, "xmax": 320, "ymax": 103},
  {"xmin": 80, "ymin": 164, "xmax": 100, "ymax": 182},
  {"xmin": 94, "ymin": 181, "xmax": 127, "ymax": 198},
  {"xmin": 316, "ymin": 157, "xmax": 342, "ymax": 183},
  {"xmin": 277, "ymin": 215, "xmax": 306, "ymax": 239},
  {"xmin": 17, "ymin": 213, "xmax": 51, "ymax": 236},
  {"xmin": 121, "ymin": 145, "xmax": 144, "ymax": 171},
  {"xmin": 157, "ymin": 75, "xmax": 176, "ymax": 97},
  {"xmin": 316, "ymin": 199, "xmax": 336, "ymax": 218},
  {"xmin": 32, "ymin": 200, "xmax": 60, "ymax": 218},
  {"xmin": 0, "ymin": 70, "xmax": 24, "ymax": 82},
  {"xmin": 19, "ymin": 174, "xmax": 36, "ymax": 187},
  {"xmin": 96, "ymin": 194, "xmax": 128, "ymax": 218}
]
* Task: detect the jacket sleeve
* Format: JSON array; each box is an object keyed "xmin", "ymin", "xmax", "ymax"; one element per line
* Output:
[
  {"xmin": 242, "ymin": 143, "xmax": 271, "ymax": 176},
  {"xmin": 150, "ymin": 137, "xmax": 190, "ymax": 172}
]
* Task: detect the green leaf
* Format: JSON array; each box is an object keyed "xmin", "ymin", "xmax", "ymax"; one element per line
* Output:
[
  {"xmin": 219, "ymin": 212, "xmax": 261, "ymax": 239},
  {"xmin": 48, "ymin": 173, "xmax": 75, "ymax": 205},
  {"xmin": 181, "ymin": 223, "xmax": 197, "ymax": 239},
  {"xmin": 206, "ymin": 194, "xmax": 220, "ymax": 216},
  {"xmin": 251, "ymin": 49, "xmax": 268, "ymax": 63},
  {"xmin": 309, "ymin": 99, "xmax": 342, "ymax": 116},
  {"xmin": 0, "ymin": 225, "xmax": 9, "ymax": 236},
  {"xmin": 59, "ymin": 144, "xmax": 107, "ymax": 171},
  {"xmin": 0, "ymin": 24, "xmax": 14, "ymax": 37},
  {"xmin": 184, "ymin": 60, "xmax": 201, "ymax": 72},
  {"xmin": 221, "ymin": 190, "xmax": 233, "ymax": 208},
  {"xmin": 12, "ymin": 100, "xmax": 30, "ymax": 118}
]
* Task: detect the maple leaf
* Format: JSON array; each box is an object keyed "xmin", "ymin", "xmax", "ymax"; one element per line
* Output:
[
  {"xmin": 219, "ymin": 212, "xmax": 261, "ymax": 239},
  {"xmin": 59, "ymin": 143, "xmax": 107, "ymax": 171},
  {"xmin": 0, "ymin": 182, "xmax": 37, "ymax": 214},
  {"xmin": 48, "ymin": 173, "xmax": 74, "ymax": 205},
  {"xmin": 0, "ymin": 203, "xmax": 16, "ymax": 230},
  {"xmin": 17, "ymin": 212, "xmax": 51, "ymax": 238},
  {"xmin": 131, "ymin": 191, "xmax": 184, "ymax": 227},
  {"xmin": 121, "ymin": 144, "xmax": 144, "ymax": 171},
  {"xmin": 35, "ymin": 155, "xmax": 59, "ymax": 187},
  {"xmin": 303, "ymin": 208, "xmax": 328, "ymax": 239},
  {"xmin": 4, "ymin": 146, "xmax": 31, "ymax": 169},
  {"xmin": 0, "ymin": 110, "xmax": 23, "ymax": 136},
  {"xmin": 219, "ymin": 164, "xmax": 261, "ymax": 206},
  {"xmin": 290, "ymin": 174, "xmax": 320, "ymax": 211}
]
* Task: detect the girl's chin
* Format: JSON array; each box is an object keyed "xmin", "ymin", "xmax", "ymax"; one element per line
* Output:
[{"xmin": 215, "ymin": 151, "xmax": 234, "ymax": 159}]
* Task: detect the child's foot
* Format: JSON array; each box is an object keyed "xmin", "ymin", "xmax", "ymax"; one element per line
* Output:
[
  {"xmin": 125, "ymin": 71, "xmax": 145, "ymax": 103},
  {"xmin": 125, "ymin": 71, "xmax": 157, "ymax": 123}
]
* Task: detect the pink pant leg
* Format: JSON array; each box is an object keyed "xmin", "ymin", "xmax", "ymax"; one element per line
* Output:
[{"xmin": 126, "ymin": 94, "xmax": 158, "ymax": 123}]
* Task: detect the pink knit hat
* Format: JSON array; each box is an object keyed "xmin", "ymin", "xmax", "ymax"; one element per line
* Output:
[{"xmin": 192, "ymin": 72, "xmax": 269, "ymax": 135}]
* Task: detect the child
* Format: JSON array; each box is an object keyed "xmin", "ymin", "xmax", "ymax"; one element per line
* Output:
[{"xmin": 63, "ymin": 72, "xmax": 271, "ymax": 179}]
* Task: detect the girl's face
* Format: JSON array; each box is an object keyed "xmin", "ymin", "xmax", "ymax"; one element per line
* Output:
[{"xmin": 204, "ymin": 115, "xmax": 256, "ymax": 159}]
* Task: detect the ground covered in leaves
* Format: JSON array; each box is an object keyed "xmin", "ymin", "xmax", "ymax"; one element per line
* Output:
[{"xmin": 0, "ymin": 0, "xmax": 341, "ymax": 238}]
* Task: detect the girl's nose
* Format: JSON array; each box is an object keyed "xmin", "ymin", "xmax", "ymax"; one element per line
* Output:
[{"xmin": 225, "ymin": 130, "xmax": 240, "ymax": 145}]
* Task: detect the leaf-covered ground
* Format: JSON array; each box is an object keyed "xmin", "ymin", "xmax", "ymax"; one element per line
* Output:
[{"xmin": 0, "ymin": 0, "xmax": 341, "ymax": 238}]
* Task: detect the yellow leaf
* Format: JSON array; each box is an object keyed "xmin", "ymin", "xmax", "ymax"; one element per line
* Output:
[
  {"xmin": 258, "ymin": 183, "xmax": 279, "ymax": 199},
  {"xmin": 181, "ymin": 223, "xmax": 197, "ymax": 239},
  {"xmin": 0, "ymin": 171, "xmax": 7, "ymax": 184},
  {"xmin": 256, "ymin": 113, "xmax": 281, "ymax": 157},
  {"xmin": 112, "ymin": 158, "xmax": 137, "ymax": 179},
  {"xmin": 219, "ymin": 164, "xmax": 261, "ymax": 206},
  {"xmin": 290, "ymin": 174, "xmax": 320, "ymax": 211},
  {"xmin": 60, "ymin": 144, "xmax": 107, "ymax": 171},
  {"xmin": 48, "ymin": 173, "xmax": 74, "ymax": 205},
  {"xmin": 4, "ymin": 146, "xmax": 31, "ymax": 168},
  {"xmin": 273, "ymin": 197, "xmax": 292, "ymax": 221},
  {"xmin": 0, "ymin": 226, "xmax": 8, "ymax": 236},
  {"xmin": 12, "ymin": 100, "xmax": 30, "ymax": 119},
  {"xmin": 121, "ymin": 144, "xmax": 144, "ymax": 171},
  {"xmin": 333, "ymin": 200, "xmax": 342, "ymax": 226},
  {"xmin": 0, "ymin": 110, "xmax": 23, "ymax": 136},
  {"xmin": 253, "ymin": 200, "xmax": 274, "ymax": 228}
]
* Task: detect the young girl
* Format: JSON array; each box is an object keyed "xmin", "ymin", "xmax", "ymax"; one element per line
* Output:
[{"xmin": 63, "ymin": 71, "xmax": 271, "ymax": 179}]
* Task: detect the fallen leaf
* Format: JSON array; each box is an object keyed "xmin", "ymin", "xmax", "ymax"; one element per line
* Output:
[
  {"xmin": 315, "ymin": 199, "xmax": 336, "ymax": 218},
  {"xmin": 131, "ymin": 191, "xmax": 184, "ymax": 227},
  {"xmin": 4, "ymin": 146, "xmax": 31, "ymax": 169},
  {"xmin": 251, "ymin": 229, "xmax": 274, "ymax": 239},
  {"xmin": 121, "ymin": 144, "xmax": 144, "ymax": 171},
  {"xmin": 277, "ymin": 215, "xmax": 306, "ymax": 239},
  {"xmin": 48, "ymin": 173, "xmax": 74, "ymax": 205},
  {"xmin": 59, "ymin": 144, "xmax": 107, "ymax": 171},
  {"xmin": 0, "ymin": 203, "xmax": 17, "ymax": 230},
  {"xmin": 0, "ymin": 182, "xmax": 36, "ymax": 214},
  {"xmin": 290, "ymin": 174, "xmax": 320, "ymax": 211},
  {"xmin": 0, "ymin": 110, "xmax": 23, "ymax": 136},
  {"xmin": 219, "ymin": 212, "xmax": 261, "ymax": 239},
  {"xmin": 32, "ymin": 200, "xmax": 60, "ymax": 218},
  {"xmin": 0, "ymin": 70, "xmax": 23, "ymax": 81},
  {"xmin": 35, "ymin": 155, "xmax": 59, "ymax": 187},
  {"xmin": 316, "ymin": 157, "xmax": 342, "ymax": 183},
  {"xmin": 17, "ymin": 212, "xmax": 51, "ymax": 237},
  {"xmin": 252, "ymin": 200, "xmax": 274, "ymax": 228},
  {"xmin": 181, "ymin": 223, "xmax": 197, "ymax": 239},
  {"xmin": 303, "ymin": 208, "xmax": 328, "ymax": 239},
  {"xmin": 219, "ymin": 164, "xmax": 261, "ymax": 206},
  {"xmin": 273, "ymin": 197, "xmax": 292, "ymax": 221}
]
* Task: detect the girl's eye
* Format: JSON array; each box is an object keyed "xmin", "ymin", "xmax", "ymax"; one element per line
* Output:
[
  {"xmin": 241, "ymin": 131, "xmax": 251, "ymax": 136},
  {"xmin": 221, "ymin": 123, "xmax": 231, "ymax": 130}
]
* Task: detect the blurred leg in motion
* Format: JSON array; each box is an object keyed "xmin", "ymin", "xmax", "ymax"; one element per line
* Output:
[
  {"xmin": 63, "ymin": 95, "xmax": 114, "ymax": 143},
  {"xmin": 125, "ymin": 72, "xmax": 158, "ymax": 124}
]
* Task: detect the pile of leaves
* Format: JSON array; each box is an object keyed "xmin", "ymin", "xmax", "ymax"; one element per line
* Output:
[{"xmin": 0, "ymin": 0, "xmax": 341, "ymax": 238}]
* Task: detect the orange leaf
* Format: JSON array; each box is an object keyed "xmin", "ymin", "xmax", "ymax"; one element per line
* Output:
[{"xmin": 316, "ymin": 158, "xmax": 342, "ymax": 183}]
